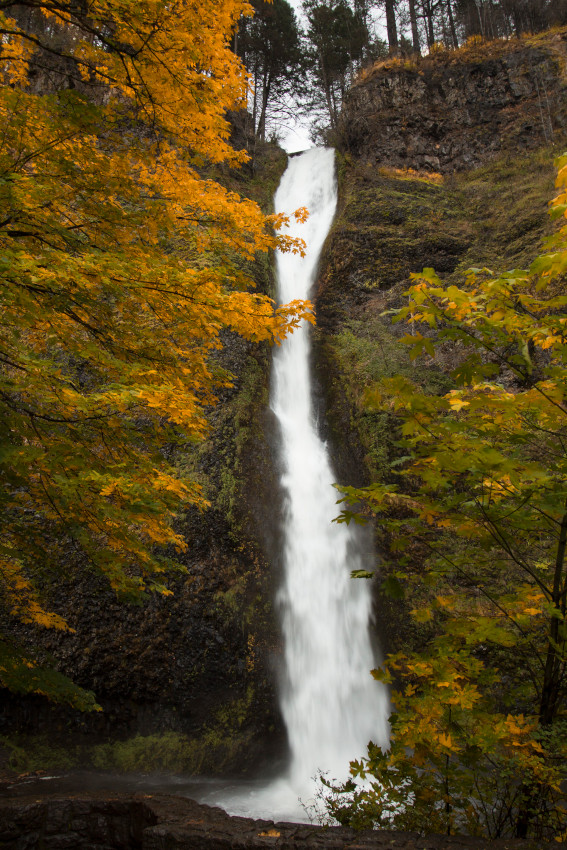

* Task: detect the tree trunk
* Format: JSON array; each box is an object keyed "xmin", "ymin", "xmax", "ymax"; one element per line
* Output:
[
  {"xmin": 252, "ymin": 62, "xmax": 259, "ymax": 136},
  {"xmin": 257, "ymin": 70, "xmax": 271, "ymax": 142},
  {"xmin": 446, "ymin": 0, "xmax": 459, "ymax": 47},
  {"xmin": 385, "ymin": 0, "xmax": 399, "ymax": 53},
  {"xmin": 318, "ymin": 47, "xmax": 336, "ymax": 129},
  {"xmin": 476, "ymin": 2, "xmax": 484, "ymax": 36},
  {"xmin": 354, "ymin": 0, "xmax": 371, "ymax": 59},
  {"xmin": 511, "ymin": 3, "xmax": 522, "ymax": 36},
  {"xmin": 427, "ymin": 10, "xmax": 435, "ymax": 48},
  {"xmin": 421, "ymin": 0, "xmax": 436, "ymax": 48},
  {"xmin": 409, "ymin": 0, "xmax": 421, "ymax": 53},
  {"xmin": 539, "ymin": 504, "xmax": 567, "ymax": 728},
  {"xmin": 441, "ymin": 14, "xmax": 449, "ymax": 46},
  {"xmin": 515, "ymin": 504, "xmax": 567, "ymax": 838}
]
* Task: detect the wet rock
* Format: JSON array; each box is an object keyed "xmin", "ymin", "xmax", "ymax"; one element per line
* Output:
[{"xmin": 0, "ymin": 794, "xmax": 562, "ymax": 850}]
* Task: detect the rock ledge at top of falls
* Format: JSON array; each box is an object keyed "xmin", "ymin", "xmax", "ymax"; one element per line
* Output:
[
  {"xmin": 339, "ymin": 29, "xmax": 567, "ymax": 174},
  {"xmin": 0, "ymin": 792, "xmax": 564, "ymax": 849}
]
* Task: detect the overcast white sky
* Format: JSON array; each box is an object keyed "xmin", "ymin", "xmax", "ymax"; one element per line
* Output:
[
  {"xmin": 281, "ymin": 122, "xmax": 313, "ymax": 153},
  {"xmin": 279, "ymin": 0, "xmax": 312, "ymax": 152}
]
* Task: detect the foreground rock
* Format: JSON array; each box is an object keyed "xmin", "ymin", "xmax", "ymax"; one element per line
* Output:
[{"xmin": 0, "ymin": 793, "xmax": 562, "ymax": 849}]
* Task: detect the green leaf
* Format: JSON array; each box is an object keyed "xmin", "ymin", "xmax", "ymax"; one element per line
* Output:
[{"xmin": 381, "ymin": 575, "xmax": 405, "ymax": 599}]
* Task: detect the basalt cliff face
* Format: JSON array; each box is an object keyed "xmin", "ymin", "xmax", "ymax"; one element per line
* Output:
[{"xmin": 339, "ymin": 31, "xmax": 567, "ymax": 173}]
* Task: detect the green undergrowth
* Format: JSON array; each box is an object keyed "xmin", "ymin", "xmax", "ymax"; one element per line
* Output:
[
  {"xmin": 451, "ymin": 146, "xmax": 557, "ymax": 273},
  {"xmin": 1, "ymin": 689, "xmax": 257, "ymax": 776},
  {"xmin": 0, "ymin": 734, "xmax": 78, "ymax": 774},
  {"xmin": 334, "ymin": 172, "xmax": 469, "ymax": 294},
  {"xmin": 212, "ymin": 354, "xmax": 271, "ymax": 532},
  {"xmin": 328, "ymin": 319, "xmax": 453, "ymax": 482},
  {"xmin": 93, "ymin": 692, "xmax": 255, "ymax": 774},
  {"xmin": 91, "ymin": 726, "xmax": 251, "ymax": 775}
]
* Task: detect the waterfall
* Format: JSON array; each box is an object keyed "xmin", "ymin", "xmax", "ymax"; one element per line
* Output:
[
  {"xmin": 209, "ymin": 148, "xmax": 389, "ymax": 822},
  {"xmin": 272, "ymin": 147, "xmax": 389, "ymax": 793}
]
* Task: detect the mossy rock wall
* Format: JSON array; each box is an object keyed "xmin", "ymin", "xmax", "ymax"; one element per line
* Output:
[{"xmin": 314, "ymin": 143, "xmax": 560, "ymax": 659}]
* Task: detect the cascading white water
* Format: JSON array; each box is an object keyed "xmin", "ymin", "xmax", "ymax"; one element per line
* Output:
[
  {"xmin": 206, "ymin": 148, "xmax": 389, "ymax": 822},
  {"xmin": 271, "ymin": 147, "xmax": 389, "ymax": 796}
]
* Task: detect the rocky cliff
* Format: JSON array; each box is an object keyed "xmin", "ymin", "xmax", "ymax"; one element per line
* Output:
[
  {"xmin": 315, "ymin": 155, "xmax": 560, "ymax": 665},
  {"xmin": 340, "ymin": 30, "xmax": 567, "ymax": 172},
  {"xmin": 315, "ymin": 33, "xmax": 567, "ymax": 673}
]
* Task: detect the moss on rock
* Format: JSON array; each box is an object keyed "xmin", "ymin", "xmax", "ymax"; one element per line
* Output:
[{"xmin": 316, "ymin": 143, "xmax": 561, "ymax": 659}]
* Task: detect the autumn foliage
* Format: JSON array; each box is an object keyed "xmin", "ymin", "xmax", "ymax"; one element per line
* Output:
[
  {"xmin": 0, "ymin": 0, "xmax": 310, "ymax": 708},
  {"xmin": 331, "ymin": 155, "xmax": 567, "ymax": 841}
]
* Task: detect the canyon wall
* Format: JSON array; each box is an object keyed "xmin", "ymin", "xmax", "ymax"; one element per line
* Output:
[
  {"xmin": 3, "ymin": 29, "xmax": 567, "ymax": 784},
  {"xmin": 339, "ymin": 31, "xmax": 567, "ymax": 172}
]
